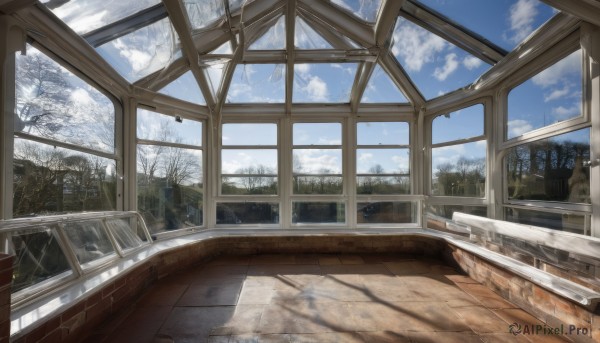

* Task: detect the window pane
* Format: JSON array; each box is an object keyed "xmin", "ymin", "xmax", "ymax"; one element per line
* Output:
[
  {"xmin": 227, "ymin": 64, "xmax": 285, "ymax": 103},
  {"xmin": 426, "ymin": 204, "xmax": 487, "ymax": 220},
  {"xmin": 15, "ymin": 45, "xmax": 115, "ymax": 153},
  {"xmin": 295, "ymin": 17, "xmax": 333, "ymax": 49},
  {"xmin": 222, "ymin": 176, "xmax": 277, "ymax": 195},
  {"xmin": 96, "ymin": 17, "xmax": 180, "ymax": 82},
  {"xmin": 7, "ymin": 226, "xmax": 73, "ymax": 293},
  {"xmin": 357, "ymin": 202, "xmax": 416, "ymax": 224},
  {"xmin": 184, "ymin": 0, "xmax": 225, "ymax": 30},
  {"xmin": 137, "ymin": 146, "xmax": 203, "ymax": 234},
  {"xmin": 105, "ymin": 218, "xmax": 145, "ymax": 251},
  {"xmin": 293, "ymin": 63, "xmax": 358, "ymax": 103},
  {"xmin": 249, "ymin": 15, "xmax": 286, "ymax": 50},
  {"xmin": 361, "ymin": 65, "xmax": 408, "ymax": 103},
  {"xmin": 432, "ymin": 104, "xmax": 484, "ymax": 144},
  {"xmin": 293, "ymin": 176, "xmax": 343, "ymax": 195},
  {"xmin": 13, "ymin": 139, "xmax": 117, "ymax": 218},
  {"xmin": 137, "ymin": 108, "xmax": 202, "ymax": 146},
  {"xmin": 331, "ymin": 0, "xmax": 382, "ymax": 22},
  {"xmin": 357, "ymin": 176, "xmax": 410, "ymax": 195},
  {"xmin": 293, "ymin": 149, "xmax": 342, "ymax": 174},
  {"xmin": 357, "ymin": 149, "xmax": 409, "ymax": 174},
  {"xmin": 222, "ymin": 149, "xmax": 277, "ymax": 174},
  {"xmin": 432, "ymin": 141, "xmax": 486, "ymax": 197},
  {"xmin": 158, "ymin": 71, "xmax": 206, "ymax": 105},
  {"xmin": 292, "ymin": 202, "xmax": 345, "ymax": 224},
  {"xmin": 505, "ymin": 207, "xmax": 589, "ymax": 235},
  {"xmin": 293, "ymin": 123, "xmax": 341, "ymax": 145},
  {"xmin": 63, "ymin": 220, "xmax": 116, "ymax": 266},
  {"xmin": 506, "ymin": 128, "xmax": 590, "ymax": 203},
  {"xmin": 508, "ymin": 50, "xmax": 582, "ymax": 139},
  {"xmin": 216, "ymin": 203, "xmax": 279, "ymax": 224},
  {"xmin": 357, "ymin": 122, "xmax": 409, "ymax": 145},
  {"xmin": 222, "ymin": 124, "xmax": 277, "ymax": 145}
]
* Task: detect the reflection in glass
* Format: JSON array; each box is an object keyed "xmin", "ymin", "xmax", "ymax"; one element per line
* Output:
[
  {"xmin": 292, "ymin": 202, "xmax": 345, "ymax": 224},
  {"xmin": 293, "ymin": 63, "xmax": 358, "ymax": 103},
  {"xmin": 361, "ymin": 65, "xmax": 408, "ymax": 103},
  {"xmin": 357, "ymin": 202, "xmax": 415, "ymax": 224},
  {"xmin": 357, "ymin": 122, "xmax": 409, "ymax": 145},
  {"xmin": 13, "ymin": 139, "xmax": 117, "ymax": 218},
  {"xmin": 15, "ymin": 45, "xmax": 115, "ymax": 153},
  {"xmin": 222, "ymin": 124, "xmax": 277, "ymax": 145},
  {"xmin": 293, "ymin": 123, "xmax": 341, "ymax": 145},
  {"xmin": 63, "ymin": 220, "xmax": 116, "ymax": 266},
  {"xmin": 508, "ymin": 50, "xmax": 582, "ymax": 139},
  {"xmin": 426, "ymin": 204, "xmax": 487, "ymax": 220},
  {"xmin": 137, "ymin": 108, "xmax": 202, "ymax": 146},
  {"xmin": 432, "ymin": 104, "xmax": 484, "ymax": 144},
  {"xmin": 5, "ymin": 226, "xmax": 73, "ymax": 293},
  {"xmin": 293, "ymin": 176, "xmax": 342, "ymax": 194},
  {"xmin": 96, "ymin": 17, "xmax": 179, "ymax": 82},
  {"xmin": 249, "ymin": 15, "xmax": 286, "ymax": 50},
  {"xmin": 222, "ymin": 176, "xmax": 277, "ymax": 195},
  {"xmin": 184, "ymin": 0, "xmax": 225, "ymax": 30},
  {"xmin": 357, "ymin": 176, "xmax": 409, "ymax": 195},
  {"xmin": 505, "ymin": 207, "xmax": 589, "ymax": 235},
  {"xmin": 331, "ymin": 0, "xmax": 382, "ymax": 22},
  {"xmin": 158, "ymin": 71, "xmax": 206, "ymax": 105},
  {"xmin": 431, "ymin": 141, "xmax": 486, "ymax": 197},
  {"xmin": 506, "ymin": 129, "xmax": 590, "ymax": 203},
  {"xmin": 137, "ymin": 146, "xmax": 203, "ymax": 234},
  {"xmin": 216, "ymin": 203, "xmax": 279, "ymax": 224},
  {"xmin": 295, "ymin": 17, "xmax": 333, "ymax": 49},
  {"xmin": 105, "ymin": 218, "xmax": 145, "ymax": 251}
]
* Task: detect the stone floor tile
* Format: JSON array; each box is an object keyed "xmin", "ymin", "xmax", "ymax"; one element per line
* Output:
[
  {"xmin": 318, "ymin": 256, "xmax": 342, "ymax": 265},
  {"xmin": 452, "ymin": 306, "xmax": 512, "ymax": 334},
  {"xmin": 105, "ymin": 306, "xmax": 173, "ymax": 343},
  {"xmin": 289, "ymin": 332, "xmax": 365, "ymax": 343},
  {"xmin": 406, "ymin": 331, "xmax": 484, "ymax": 343},
  {"xmin": 139, "ymin": 283, "xmax": 188, "ymax": 307},
  {"xmin": 457, "ymin": 283, "xmax": 519, "ymax": 309},
  {"xmin": 238, "ymin": 285, "xmax": 275, "ymax": 305},
  {"xmin": 478, "ymin": 332, "xmax": 532, "ymax": 343},
  {"xmin": 338, "ymin": 255, "xmax": 365, "ymax": 265},
  {"xmin": 208, "ymin": 255, "xmax": 251, "ymax": 266},
  {"xmin": 251, "ymin": 255, "xmax": 298, "ymax": 265},
  {"xmin": 356, "ymin": 331, "xmax": 412, "ymax": 343},
  {"xmin": 177, "ymin": 282, "xmax": 243, "ymax": 306},
  {"xmin": 229, "ymin": 334, "xmax": 293, "ymax": 343},
  {"xmin": 210, "ymin": 305, "xmax": 265, "ymax": 335}
]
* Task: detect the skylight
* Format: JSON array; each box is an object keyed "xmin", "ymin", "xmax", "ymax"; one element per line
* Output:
[
  {"xmin": 227, "ymin": 64, "xmax": 285, "ymax": 103},
  {"xmin": 330, "ymin": 0, "xmax": 383, "ymax": 23},
  {"xmin": 249, "ymin": 16, "xmax": 286, "ymax": 50},
  {"xmin": 391, "ymin": 18, "xmax": 489, "ymax": 99},
  {"xmin": 205, "ymin": 63, "xmax": 227, "ymax": 97},
  {"xmin": 158, "ymin": 71, "xmax": 206, "ymax": 105},
  {"xmin": 295, "ymin": 17, "xmax": 334, "ymax": 49},
  {"xmin": 183, "ymin": 0, "xmax": 225, "ymax": 30},
  {"xmin": 361, "ymin": 64, "xmax": 408, "ymax": 103},
  {"xmin": 293, "ymin": 63, "xmax": 358, "ymax": 103}
]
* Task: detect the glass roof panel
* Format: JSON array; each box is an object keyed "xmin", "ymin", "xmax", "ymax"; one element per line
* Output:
[
  {"xmin": 361, "ymin": 64, "xmax": 408, "ymax": 103},
  {"xmin": 210, "ymin": 41, "xmax": 233, "ymax": 54},
  {"xmin": 158, "ymin": 71, "xmax": 206, "ymax": 105},
  {"xmin": 184, "ymin": 0, "xmax": 225, "ymax": 30},
  {"xmin": 96, "ymin": 17, "xmax": 179, "ymax": 83},
  {"xmin": 249, "ymin": 16, "xmax": 286, "ymax": 50},
  {"xmin": 229, "ymin": 0, "xmax": 255, "ymax": 13},
  {"xmin": 41, "ymin": 0, "xmax": 161, "ymax": 35},
  {"xmin": 329, "ymin": 0, "xmax": 383, "ymax": 23},
  {"xmin": 227, "ymin": 64, "xmax": 285, "ymax": 103},
  {"xmin": 293, "ymin": 63, "xmax": 358, "ymax": 103},
  {"xmin": 416, "ymin": 0, "xmax": 557, "ymax": 51},
  {"xmin": 295, "ymin": 17, "xmax": 334, "ymax": 49},
  {"xmin": 391, "ymin": 18, "xmax": 490, "ymax": 100},
  {"xmin": 205, "ymin": 63, "xmax": 227, "ymax": 96}
]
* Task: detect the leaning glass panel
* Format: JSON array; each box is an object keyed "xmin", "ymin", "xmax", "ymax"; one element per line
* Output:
[
  {"xmin": 507, "ymin": 49, "xmax": 582, "ymax": 139},
  {"xmin": 137, "ymin": 108, "xmax": 202, "ymax": 146},
  {"xmin": 105, "ymin": 218, "xmax": 144, "ymax": 251},
  {"xmin": 292, "ymin": 202, "xmax": 345, "ymax": 224},
  {"xmin": 4, "ymin": 226, "xmax": 73, "ymax": 293},
  {"xmin": 13, "ymin": 139, "xmax": 117, "ymax": 218},
  {"xmin": 293, "ymin": 175, "xmax": 343, "ymax": 195},
  {"xmin": 431, "ymin": 141, "xmax": 486, "ymax": 197},
  {"xmin": 357, "ymin": 176, "xmax": 410, "ymax": 195},
  {"xmin": 357, "ymin": 202, "xmax": 416, "ymax": 224},
  {"xmin": 426, "ymin": 204, "xmax": 487, "ymax": 220},
  {"xmin": 62, "ymin": 220, "xmax": 116, "ymax": 267},
  {"xmin": 216, "ymin": 203, "xmax": 279, "ymax": 224},
  {"xmin": 432, "ymin": 104, "xmax": 484, "ymax": 144},
  {"xmin": 15, "ymin": 45, "xmax": 115, "ymax": 153},
  {"xmin": 137, "ymin": 146, "xmax": 203, "ymax": 234},
  {"xmin": 504, "ymin": 207, "xmax": 589, "ymax": 235},
  {"xmin": 96, "ymin": 17, "xmax": 180, "ymax": 82},
  {"xmin": 506, "ymin": 128, "xmax": 590, "ymax": 203}
]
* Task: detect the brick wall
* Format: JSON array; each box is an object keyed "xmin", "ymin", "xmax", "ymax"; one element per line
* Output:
[{"xmin": 0, "ymin": 254, "xmax": 13, "ymax": 343}]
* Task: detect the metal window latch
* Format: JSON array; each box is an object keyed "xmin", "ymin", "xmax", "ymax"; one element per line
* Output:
[{"xmin": 582, "ymin": 159, "xmax": 600, "ymax": 167}]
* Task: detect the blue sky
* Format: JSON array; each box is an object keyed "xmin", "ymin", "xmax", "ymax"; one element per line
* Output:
[
  {"xmin": 432, "ymin": 104, "xmax": 484, "ymax": 144},
  {"xmin": 137, "ymin": 108, "xmax": 202, "ymax": 146}
]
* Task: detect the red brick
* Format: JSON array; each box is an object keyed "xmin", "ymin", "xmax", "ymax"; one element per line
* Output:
[{"xmin": 60, "ymin": 301, "xmax": 85, "ymax": 323}]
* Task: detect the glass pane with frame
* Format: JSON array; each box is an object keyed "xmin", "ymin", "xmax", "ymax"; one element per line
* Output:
[
  {"xmin": 62, "ymin": 220, "xmax": 116, "ymax": 266},
  {"xmin": 431, "ymin": 141, "xmax": 486, "ymax": 197},
  {"xmin": 105, "ymin": 218, "xmax": 145, "ymax": 251},
  {"xmin": 504, "ymin": 207, "xmax": 589, "ymax": 235},
  {"xmin": 216, "ymin": 203, "xmax": 279, "ymax": 224},
  {"xmin": 357, "ymin": 202, "xmax": 416, "ymax": 224},
  {"xmin": 292, "ymin": 202, "xmax": 345, "ymax": 224}
]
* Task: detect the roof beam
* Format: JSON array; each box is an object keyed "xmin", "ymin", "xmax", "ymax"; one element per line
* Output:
[
  {"xmin": 380, "ymin": 52, "xmax": 425, "ymax": 108},
  {"xmin": 134, "ymin": 57, "xmax": 189, "ymax": 91},
  {"xmin": 163, "ymin": 0, "xmax": 216, "ymax": 110},
  {"xmin": 298, "ymin": 0, "xmax": 374, "ymax": 47},
  {"xmin": 350, "ymin": 61, "xmax": 376, "ymax": 113},
  {"xmin": 82, "ymin": 3, "xmax": 168, "ymax": 47},
  {"xmin": 375, "ymin": 0, "xmax": 404, "ymax": 46},
  {"xmin": 0, "ymin": 0, "xmax": 36, "ymax": 14},
  {"xmin": 540, "ymin": 0, "xmax": 600, "ymax": 27},
  {"xmin": 285, "ymin": 1, "xmax": 296, "ymax": 114},
  {"xmin": 401, "ymin": 0, "xmax": 507, "ymax": 65},
  {"xmin": 213, "ymin": 49, "xmax": 377, "ymax": 63}
]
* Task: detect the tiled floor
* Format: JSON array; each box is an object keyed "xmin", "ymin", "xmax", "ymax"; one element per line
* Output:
[{"xmin": 94, "ymin": 254, "xmax": 569, "ymax": 343}]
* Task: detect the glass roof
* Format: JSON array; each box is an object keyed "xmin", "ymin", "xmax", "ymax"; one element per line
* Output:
[
  {"xmin": 416, "ymin": 0, "xmax": 557, "ymax": 51},
  {"xmin": 295, "ymin": 17, "xmax": 333, "ymax": 49},
  {"xmin": 329, "ymin": 0, "xmax": 383, "ymax": 23},
  {"xmin": 183, "ymin": 0, "xmax": 225, "ymax": 31},
  {"xmin": 158, "ymin": 71, "xmax": 206, "ymax": 105},
  {"xmin": 361, "ymin": 64, "xmax": 408, "ymax": 103},
  {"xmin": 293, "ymin": 63, "xmax": 358, "ymax": 103},
  {"xmin": 227, "ymin": 64, "xmax": 285, "ymax": 103},
  {"xmin": 249, "ymin": 16, "xmax": 286, "ymax": 50}
]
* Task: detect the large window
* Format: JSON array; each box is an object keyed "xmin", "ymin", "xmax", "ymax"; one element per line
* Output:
[
  {"xmin": 136, "ymin": 109, "xmax": 203, "ymax": 234},
  {"xmin": 13, "ymin": 44, "xmax": 117, "ymax": 218}
]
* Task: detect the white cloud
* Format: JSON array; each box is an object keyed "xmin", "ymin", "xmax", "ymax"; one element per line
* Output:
[
  {"xmin": 392, "ymin": 20, "xmax": 446, "ymax": 72},
  {"xmin": 463, "ymin": 56, "xmax": 482, "ymax": 70},
  {"xmin": 532, "ymin": 51, "xmax": 581, "ymax": 88},
  {"xmin": 302, "ymin": 76, "xmax": 329, "ymax": 102},
  {"xmin": 295, "ymin": 150, "xmax": 341, "ymax": 173},
  {"xmin": 358, "ymin": 152, "xmax": 373, "ymax": 162},
  {"xmin": 70, "ymin": 88, "xmax": 94, "ymax": 105},
  {"xmin": 295, "ymin": 64, "xmax": 311, "ymax": 76},
  {"xmin": 543, "ymin": 86, "xmax": 570, "ymax": 102},
  {"xmin": 507, "ymin": 119, "xmax": 533, "ymax": 137},
  {"xmin": 506, "ymin": 0, "xmax": 539, "ymax": 44},
  {"xmin": 552, "ymin": 104, "xmax": 580, "ymax": 121},
  {"xmin": 433, "ymin": 53, "xmax": 459, "ymax": 81}
]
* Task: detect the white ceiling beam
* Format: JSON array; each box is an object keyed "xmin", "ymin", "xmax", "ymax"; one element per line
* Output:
[
  {"xmin": 134, "ymin": 57, "xmax": 189, "ymax": 91},
  {"xmin": 541, "ymin": 0, "xmax": 600, "ymax": 27},
  {"xmin": 401, "ymin": 0, "xmax": 507, "ymax": 65},
  {"xmin": 215, "ymin": 49, "xmax": 377, "ymax": 63},
  {"xmin": 285, "ymin": 1, "xmax": 296, "ymax": 114},
  {"xmin": 380, "ymin": 52, "xmax": 425, "ymax": 108},
  {"xmin": 298, "ymin": 0, "xmax": 374, "ymax": 47},
  {"xmin": 375, "ymin": 0, "xmax": 404, "ymax": 46},
  {"xmin": 350, "ymin": 62, "xmax": 376, "ymax": 113},
  {"xmin": 163, "ymin": 0, "xmax": 216, "ymax": 110}
]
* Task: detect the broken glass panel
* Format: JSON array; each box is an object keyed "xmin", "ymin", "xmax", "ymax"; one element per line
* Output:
[
  {"xmin": 96, "ymin": 17, "xmax": 180, "ymax": 83},
  {"xmin": 330, "ymin": 0, "xmax": 382, "ymax": 23},
  {"xmin": 158, "ymin": 71, "xmax": 206, "ymax": 105},
  {"xmin": 293, "ymin": 63, "xmax": 358, "ymax": 103},
  {"xmin": 295, "ymin": 17, "xmax": 333, "ymax": 49},
  {"xmin": 249, "ymin": 15, "xmax": 286, "ymax": 50},
  {"xmin": 227, "ymin": 64, "xmax": 285, "ymax": 103},
  {"xmin": 184, "ymin": 0, "xmax": 225, "ymax": 30},
  {"xmin": 361, "ymin": 64, "xmax": 408, "ymax": 103}
]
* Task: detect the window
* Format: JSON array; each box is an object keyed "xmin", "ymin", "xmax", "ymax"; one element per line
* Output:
[
  {"xmin": 292, "ymin": 202, "xmax": 345, "ymax": 224},
  {"xmin": 136, "ymin": 109, "xmax": 203, "ymax": 235},
  {"xmin": 13, "ymin": 45, "xmax": 118, "ymax": 218},
  {"xmin": 227, "ymin": 64, "xmax": 285, "ymax": 103},
  {"xmin": 216, "ymin": 203, "xmax": 279, "ymax": 225},
  {"xmin": 293, "ymin": 64, "xmax": 358, "ymax": 103},
  {"xmin": 62, "ymin": 220, "xmax": 116, "ymax": 267},
  {"xmin": 431, "ymin": 104, "xmax": 486, "ymax": 197}
]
